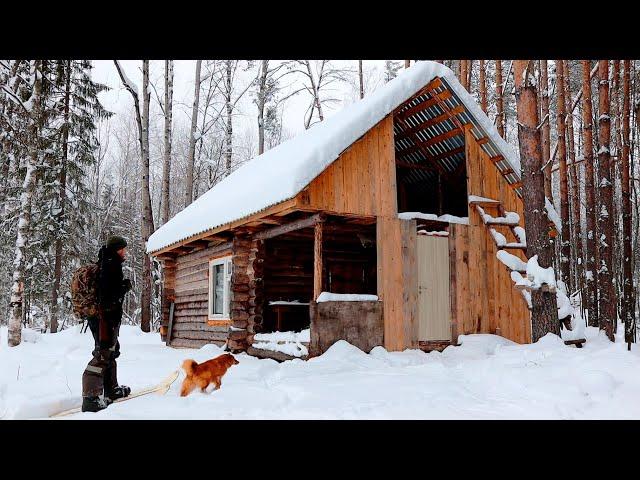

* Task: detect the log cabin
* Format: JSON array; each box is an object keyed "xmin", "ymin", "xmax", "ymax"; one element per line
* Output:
[{"xmin": 147, "ymin": 61, "xmax": 562, "ymax": 360}]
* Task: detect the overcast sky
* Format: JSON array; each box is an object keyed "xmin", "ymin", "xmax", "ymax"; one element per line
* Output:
[{"xmin": 90, "ymin": 60, "xmax": 392, "ymax": 144}]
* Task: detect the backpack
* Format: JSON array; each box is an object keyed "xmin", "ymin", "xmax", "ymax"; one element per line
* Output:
[{"xmin": 70, "ymin": 264, "xmax": 100, "ymax": 318}]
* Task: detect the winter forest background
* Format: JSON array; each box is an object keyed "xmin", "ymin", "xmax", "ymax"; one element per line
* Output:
[{"xmin": 0, "ymin": 60, "xmax": 638, "ymax": 344}]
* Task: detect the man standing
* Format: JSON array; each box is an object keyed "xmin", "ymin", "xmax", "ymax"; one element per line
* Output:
[{"xmin": 81, "ymin": 235, "xmax": 132, "ymax": 412}]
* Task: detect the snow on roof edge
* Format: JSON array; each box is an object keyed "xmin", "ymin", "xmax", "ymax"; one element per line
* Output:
[{"xmin": 147, "ymin": 61, "xmax": 520, "ymax": 254}]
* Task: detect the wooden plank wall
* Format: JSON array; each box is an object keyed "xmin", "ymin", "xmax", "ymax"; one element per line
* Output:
[
  {"xmin": 170, "ymin": 245, "xmax": 231, "ymax": 348},
  {"xmin": 303, "ymin": 114, "xmax": 419, "ymax": 350},
  {"xmin": 302, "ymin": 116, "xmax": 397, "ymax": 217},
  {"xmin": 448, "ymin": 130, "xmax": 531, "ymax": 344}
]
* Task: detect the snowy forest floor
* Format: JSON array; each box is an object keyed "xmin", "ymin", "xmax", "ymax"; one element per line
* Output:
[{"xmin": 2, "ymin": 323, "xmax": 640, "ymax": 419}]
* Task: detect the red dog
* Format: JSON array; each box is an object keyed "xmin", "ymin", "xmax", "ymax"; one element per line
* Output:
[{"xmin": 180, "ymin": 353, "xmax": 239, "ymax": 397}]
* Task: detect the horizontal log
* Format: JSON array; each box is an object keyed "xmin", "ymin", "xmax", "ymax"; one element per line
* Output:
[
  {"xmin": 174, "ymin": 293, "xmax": 209, "ymax": 304},
  {"xmin": 231, "ymin": 283, "xmax": 250, "ymax": 293},
  {"xmin": 170, "ymin": 338, "xmax": 225, "ymax": 349},
  {"xmin": 174, "ymin": 278, "xmax": 208, "ymax": 292},
  {"xmin": 232, "ymin": 274, "xmax": 251, "ymax": 285},
  {"xmin": 228, "ymin": 330, "xmax": 249, "ymax": 341},
  {"xmin": 176, "ymin": 263, "xmax": 209, "ymax": 279},
  {"xmin": 175, "ymin": 308, "xmax": 209, "ymax": 317},
  {"xmin": 170, "ymin": 315, "xmax": 208, "ymax": 323},
  {"xmin": 173, "ymin": 330, "xmax": 229, "ymax": 341},
  {"xmin": 232, "ymin": 319, "xmax": 248, "ymax": 329},
  {"xmin": 231, "ymin": 310, "xmax": 250, "ymax": 321},
  {"xmin": 174, "ymin": 287, "xmax": 209, "ymax": 299},
  {"xmin": 172, "ymin": 322, "xmax": 229, "ymax": 333},
  {"xmin": 231, "ymin": 292, "xmax": 250, "ymax": 302},
  {"xmin": 172, "ymin": 301, "xmax": 208, "ymax": 310},
  {"xmin": 254, "ymin": 213, "xmax": 325, "ymax": 241}
]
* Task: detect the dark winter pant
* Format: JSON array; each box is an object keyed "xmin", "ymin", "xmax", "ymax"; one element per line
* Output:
[{"xmin": 82, "ymin": 312, "xmax": 122, "ymax": 398}]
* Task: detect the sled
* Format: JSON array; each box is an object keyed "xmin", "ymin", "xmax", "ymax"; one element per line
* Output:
[{"xmin": 50, "ymin": 370, "xmax": 180, "ymax": 418}]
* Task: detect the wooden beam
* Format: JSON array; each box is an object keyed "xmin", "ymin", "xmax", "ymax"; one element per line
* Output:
[
  {"xmin": 314, "ymin": 221, "xmax": 323, "ymax": 301},
  {"xmin": 254, "ymin": 212, "xmax": 325, "ymax": 241},
  {"xmin": 392, "ymin": 77, "xmax": 444, "ymax": 117},
  {"xmin": 490, "ymin": 155, "xmax": 504, "ymax": 163},
  {"xmin": 396, "ymin": 105, "xmax": 465, "ymax": 141},
  {"xmin": 396, "ymin": 90, "xmax": 453, "ymax": 121},
  {"xmin": 476, "ymin": 136, "xmax": 490, "ymax": 145}
]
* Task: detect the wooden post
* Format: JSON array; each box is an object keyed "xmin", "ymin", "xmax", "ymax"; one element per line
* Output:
[{"xmin": 314, "ymin": 221, "xmax": 324, "ymax": 301}]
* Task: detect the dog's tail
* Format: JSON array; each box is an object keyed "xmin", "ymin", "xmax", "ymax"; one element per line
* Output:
[{"xmin": 182, "ymin": 359, "xmax": 197, "ymax": 376}]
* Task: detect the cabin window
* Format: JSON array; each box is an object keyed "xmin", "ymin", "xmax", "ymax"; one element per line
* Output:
[{"xmin": 209, "ymin": 256, "xmax": 232, "ymax": 319}]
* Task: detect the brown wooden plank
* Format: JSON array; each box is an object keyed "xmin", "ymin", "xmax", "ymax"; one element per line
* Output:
[
  {"xmin": 396, "ymin": 89, "xmax": 452, "ymax": 121},
  {"xmin": 254, "ymin": 213, "xmax": 325, "ymax": 241},
  {"xmin": 313, "ymin": 221, "xmax": 323, "ymax": 301}
]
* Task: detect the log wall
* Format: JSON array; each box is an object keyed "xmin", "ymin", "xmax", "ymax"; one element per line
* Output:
[{"xmin": 167, "ymin": 244, "xmax": 232, "ymax": 348}]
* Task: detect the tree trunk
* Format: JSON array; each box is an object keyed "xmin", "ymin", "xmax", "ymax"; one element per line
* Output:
[
  {"xmin": 225, "ymin": 61, "xmax": 233, "ymax": 176},
  {"xmin": 555, "ymin": 60, "xmax": 571, "ymax": 289},
  {"xmin": 621, "ymin": 60, "xmax": 636, "ymax": 346},
  {"xmin": 9, "ymin": 60, "xmax": 42, "ymax": 347},
  {"xmin": 582, "ymin": 60, "xmax": 599, "ymax": 328},
  {"xmin": 161, "ymin": 60, "xmax": 173, "ymax": 226},
  {"xmin": 540, "ymin": 60, "xmax": 553, "ymax": 201},
  {"xmin": 460, "ymin": 60, "xmax": 469, "ymax": 90},
  {"xmin": 495, "ymin": 60, "xmax": 505, "ymax": 138},
  {"xmin": 513, "ymin": 60, "xmax": 559, "ymax": 342},
  {"xmin": 257, "ymin": 60, "xmax": 268, "ymax": 155},
  {"xmin": 597, "ymin": 60, "xmax": 615, "ymax": 341},
  {"xmin": 50, "ymin": 60, "xmax": 71, "ymax": 334},
  {"xmin": 358, "ymin": 60, "xmax": 364, "ymax": 99},
  {"xmin": 185, "ymin": 59, "xmax": 202, "ymax": 207},
  {"xmin": 564, "ymin": 61, "xmax": 583, "ymax": 293},
  {"xmin": 479, "ymin": 60, "xmax": 487, "ymax": 113},
  {"xmin": 140, "ymin": 60, "xmax": 154, "ymax": 333},
  {"xmin": 404, "ymin": 60, "xmax": 410, "ymax": 69}
]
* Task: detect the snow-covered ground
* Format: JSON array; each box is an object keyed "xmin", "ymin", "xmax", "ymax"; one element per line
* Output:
[{"xmin": 2, "ymin": 324, "xmax": 640, "ymax": 419}]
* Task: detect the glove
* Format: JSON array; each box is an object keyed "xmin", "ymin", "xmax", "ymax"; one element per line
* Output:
[{"xmin": 122, "ymin": 278, "xmax": 132, "ymax": 293}]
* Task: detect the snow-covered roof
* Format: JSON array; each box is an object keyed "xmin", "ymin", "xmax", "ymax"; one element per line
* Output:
[{"xmin": 147, "ymin": 61, "xmax": 520, "ymax": 254}]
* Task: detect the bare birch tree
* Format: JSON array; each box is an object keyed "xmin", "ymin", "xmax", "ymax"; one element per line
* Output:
[
  {"xmin": 161, "ymin": 60, "xmax": 173, "ymax": 226},
  {"xmin": 184, "ymin": 59, "xmax": 202, "ymax": 207}
]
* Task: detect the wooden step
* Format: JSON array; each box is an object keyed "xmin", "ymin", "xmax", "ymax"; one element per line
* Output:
[
  {"xmin": 485, "ymin": 218, "xmax": 520, "ymax": 227},
  {"xmin": 468, "ymin": 195, "xmax": 501, "ymax": 206},
  {"xmin": 500, "ymin": 243, "xmax": 527, "ymax": 251}
]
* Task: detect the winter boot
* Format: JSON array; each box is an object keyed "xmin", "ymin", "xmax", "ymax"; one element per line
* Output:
[
  {"xmin": 106, "ymin": 385, "xmax": 131, "ymax": 402},
  {"xmin": 81, "ymin": 395, "xmax": 112, "ymax": 413}
]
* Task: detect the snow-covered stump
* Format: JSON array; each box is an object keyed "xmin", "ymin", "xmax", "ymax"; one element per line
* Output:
[{"xmin": 228, "ymin": 234, "xmax": 252, "ymax": 352}]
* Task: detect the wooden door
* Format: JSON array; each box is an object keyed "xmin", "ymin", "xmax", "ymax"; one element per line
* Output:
[{"xmin": 417, "ymin": 235, "xmax": 451, "ymax": 341}]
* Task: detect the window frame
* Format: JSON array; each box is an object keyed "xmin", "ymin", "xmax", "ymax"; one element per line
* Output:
[{"xmin": 208, "ymin": 255, "xmax": 232, "ymax": 320}]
